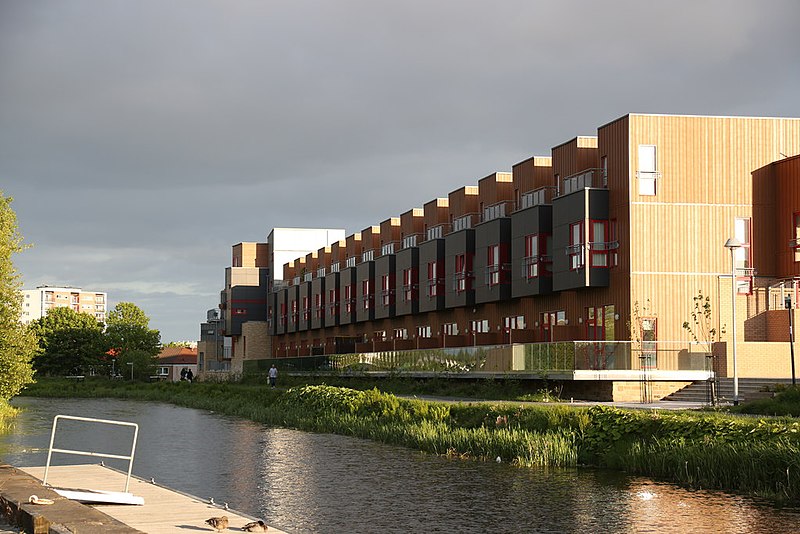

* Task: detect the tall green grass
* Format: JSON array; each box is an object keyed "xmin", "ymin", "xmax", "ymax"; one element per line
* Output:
[{"xmin": 16, "ymin": 378, "xmax": 800, "ymax": 502}]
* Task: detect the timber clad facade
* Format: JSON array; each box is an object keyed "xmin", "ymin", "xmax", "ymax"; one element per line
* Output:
[{"xmin": 215, "ymin": 114, "xmax": 800, "ymax": 380}]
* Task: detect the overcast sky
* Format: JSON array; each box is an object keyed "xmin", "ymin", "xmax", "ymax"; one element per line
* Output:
[{"xmin": 2, "ymin": 1, "xmax": 799, "ymax": 343}]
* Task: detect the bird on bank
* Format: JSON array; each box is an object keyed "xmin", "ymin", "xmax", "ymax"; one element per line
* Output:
[
  {"xmin": 205, "ymin": 516, "xmax": 229, "ymax": 532},
  {"xmin": 243, "ymin": 520, "xmax": 269, "ymax": 531}
]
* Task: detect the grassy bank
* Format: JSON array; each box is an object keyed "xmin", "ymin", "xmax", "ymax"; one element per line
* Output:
[{"xmin": 18, "ymin": 378, "xmax": 800, "ymax": 502}]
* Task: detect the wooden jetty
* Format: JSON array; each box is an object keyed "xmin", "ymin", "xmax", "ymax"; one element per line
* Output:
[{"xmin": 17, "ymin": 464, "xmax": 284, "ymax": 533}]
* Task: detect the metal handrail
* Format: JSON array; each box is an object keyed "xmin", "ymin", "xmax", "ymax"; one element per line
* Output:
[{"xmin": 44, "ymin": 415, "xmax": 139, "ymax": 493}]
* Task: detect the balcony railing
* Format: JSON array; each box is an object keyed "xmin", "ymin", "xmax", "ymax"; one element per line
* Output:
[
  {"xmin": 362, "ymin": 250, "xmax": 374, "ymax": 262},
  {"xmin": 317, "ymin": 267, "xmax": 326, "ymax": 277},
  {"xmin": 588, "ymin": 240, "xmax": 619, "ymax": 251},
  {"xmin": 381, "ymin": 242, "xmax": 397, "ymax": 256},
  {"xmin": 452, "ymin": 213, "xmax": 478, "ymax": 232},
  {"xmin": 519, "ymin": 186, "xmax": 557, "ymax": 210},
  {"xmin": 559, "ymin": 168, "xmax": 607, "ymax": 196},
  {"xmin": 267, "ymin": 341, "xmax": 715, "ymax": 375},
  {"xmin": 330, "ymin": 262, "xmax": 340, "ymax": 273},
  {"xmin": 402, "ymin": 234, "xmax": 420, "ymax": 249},
  {"xmin": 482, "ymin": 202, "xmax": 511, "ymax": 223},
  {"xmin": 426, "ymin": 224, "xmax": 449, "ymax": 241}
]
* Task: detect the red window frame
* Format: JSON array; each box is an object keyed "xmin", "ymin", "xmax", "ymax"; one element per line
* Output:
[{"xmin": 589, "ymin": 220, "xmax": 609, "ymax": 268}]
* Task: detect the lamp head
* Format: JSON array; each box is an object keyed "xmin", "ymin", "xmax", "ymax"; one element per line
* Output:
[{"xmin": 724, "ymin": 237, "xmax": 742, "ymax": 250}]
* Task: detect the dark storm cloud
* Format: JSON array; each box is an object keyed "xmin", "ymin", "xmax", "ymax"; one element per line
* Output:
[{"xmin": 2, "ymin": 0, "xmax": 799, "ymax": 341}]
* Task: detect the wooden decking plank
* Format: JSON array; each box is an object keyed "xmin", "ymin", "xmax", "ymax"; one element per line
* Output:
[{"xmin": 21, "ymin": 465, "xmax": 283, "ymax": 533}]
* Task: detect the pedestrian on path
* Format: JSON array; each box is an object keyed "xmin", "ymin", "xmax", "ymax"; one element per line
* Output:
[{"xmin": 268, "ymin": 365, "xmax": 278, "ymax": 388}]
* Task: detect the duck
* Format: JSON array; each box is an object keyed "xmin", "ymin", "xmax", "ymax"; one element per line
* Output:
[
  {"xmin": 205, "ymin": 515, "xmax": 229, "ymax": 532},
  {"xmin": 243, "ymin": 520, "xmax": 269, "ymax": 532}
]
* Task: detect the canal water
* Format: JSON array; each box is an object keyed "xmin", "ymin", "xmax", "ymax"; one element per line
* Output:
[{"xmin": 1, "ymin": 397, "xmax": 798, "ymax": 533}]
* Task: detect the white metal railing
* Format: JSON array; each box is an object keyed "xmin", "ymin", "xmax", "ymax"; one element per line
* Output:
[{"xmin": 44, "ymin": 415, "xmax": 140, "ymax": 493}]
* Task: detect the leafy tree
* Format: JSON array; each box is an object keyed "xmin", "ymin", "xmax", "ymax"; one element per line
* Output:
[
  {"xmin": 31, "ymin": 307, "xmax": 105, "ymax": 376},
  {"xmin": 682, "ymin": 289, "xmax": 717, "ymax": 352},
  {"xmin": 105, "ymin": 302, "xmax": 160, "ymax": 380},
  {"xmin": 0, "ymin": 192, "xmax": 37, "ymax": 400}
]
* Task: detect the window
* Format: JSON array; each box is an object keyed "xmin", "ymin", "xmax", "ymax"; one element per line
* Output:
[
  {"xmin": 158, "ymin": 367, "xmax": 169, "ymax": 376},
  {"xmin": 609, "ymin": 220, "xmax": 619, "ymax": 268},
  {"xmin": 381, "ymin": 274, "xmax": 392, "ymax": 307},
  {"xmin": 637, "ymin": 145, "xmax": 658, "ymax": 196},
  {"xmin": 569, "ymin": 222, "xmax": 584, "ymax": 270},
  {"xmin": 344, "ymin": 285, "xmax": 353, "ymax": 313},
  {"xmin": 362, "ymin": 280, "xmax": 372, "ymax": 310},
  {"xmin": 362, "ymin": 250, "xmax": 374, "ymax": 262},
  {"xmin": 487, "ymin": 244, "xmax": 500, "ymax": 285},
  {"xmin": 455, "ymin": 254, "xmax": 470, "ymax": 292},
  {"xmin": 640, "ymin": 317, "xmax": 657, "ymax": 369},
  {"xmin": 315, "ymin": 294, "xmax": 323, "ymax": 318},
  {"xmin": 503, "ymin": 316, "xmax": 525, "ymax": 329},
  {"xmin": 524, "ymin": 234, "xmax": 540, "ymax": 278},
  {"xmin": 601, "ymin": 156, "xmax": 608, "ymax": 187},
  {"xmin": 291, "ymin": 300, "xmax": 298, "ymax": 324},
  {"xmin": 280, "ymin": 303, "xmax": 287, "ymax": 326},
  {"xmin": 403, "ymin": 268, "xmax": 415, "ymax": 302},
  {"xmin": 302, "ymin": 296, "xmax": 310, "ymax": 322},
  {"xmin": 394, "ymin": 327, "xmax": 408, "ymax": 340},
  {"xmin": 443, "ymin": 322, "xmax": 458, "ymax": 335},
  {"xmin": 735, "ymin": 217, "xmax": 753, "ymax": 294},
  {"xmin": 540, "ymin": 311, "xmax": 566, "ymax": 342},
  {"xmin": 793, "ymin": 212, "xmax": 800, "ymax": 262},
  {"xmin": 328, "ymin": 288, "xmax": 339, "ymax": 317},
  {"xmin": 428, "ymin": 261, "xmax": 439, "ymax": 297},
  {"xmin": 346, "ymin": 256, "xmax": 356, "ymax": 268},
  {"xmin": 589, "ymin": 220, "xmax": 609, "ymax": 267},
  {"xmin": 586, "ymin": 305, "xmax": 615, "ymax": 341},
  {"xmin": 374, "ymin": 330, "xmax": 387, "ymax": 341},
  {"xmin": 470, "ymin": 319, "xmax": 490, "ymax": 333},
  {"xmin": 417, "ymin": 325, "xmax": 431, "ymax": 338},
  {"xmin": 427, "ymin": 225, "xmax": 444, "ymax": 240}
]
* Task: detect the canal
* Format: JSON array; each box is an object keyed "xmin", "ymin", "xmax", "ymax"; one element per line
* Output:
[{"xmin": 1, "ymin": 397, "xmax": 798, "ymax": 533}]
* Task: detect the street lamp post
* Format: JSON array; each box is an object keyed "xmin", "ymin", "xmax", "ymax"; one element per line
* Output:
[{"xmin": 724, "ymin": 237, "xmax": 741, "ymax": 405}]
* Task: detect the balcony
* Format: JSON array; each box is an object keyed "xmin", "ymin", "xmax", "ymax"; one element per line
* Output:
[
  {"xmin": 380, "ymin": 242, "xmax": 397, "ymax": 256},
  {"xmin": 304, "ymin": 272, "xmax": 313, "ymax": 282},
  {"xmin": 519, "ymin": 186, "xmax": 557, "ymax": 210},
  {"xmin": 330, "ymin": 262, "xmax": 340, "ymax": 273},
  {"xmin": 426, "ymin": 224, "xmax": 449, "ymax": 241},
  {"xmin": 452, "ymin": 213, "xmax": 478, "ymax": 232},
  {"xmin": 362, "ymin": 250, "xmax": 374, "ymax": 262},
  {"xmin": 558, "ymin": 168, "xmax": 607, "ymax": 197},
  {"xmin": 402, "ymin": 234, "xmax": 420, "ymax": 249},
  {"xmin": 481, "ymin": 202, "xmax": 511, "ymax": 223},
  {"xmin": 317, "ymin": 267, "xmax": 326, "ymax": 277}
]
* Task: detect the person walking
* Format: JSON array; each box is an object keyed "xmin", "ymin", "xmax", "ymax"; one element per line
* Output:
[
  {"xmin": 268, "ymin": 365, "xmax": 278, "ymax": 388},
  {"xmin": 186, "ymin": 368, "xmax": 194, "ymax": 383}
]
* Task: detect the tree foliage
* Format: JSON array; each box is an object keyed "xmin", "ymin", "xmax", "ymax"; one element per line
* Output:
[
  {"xmin": 105, "ymin": 302, "xmax": 160, "ymax": 380},
  {"xmin": 0, "ymin": 192, "xmax": 37, "ymax": 400},
  {"xmin": 682, "ymin": 289, "xmax": 717, "ymax": 351},
  {"xmin": 31, "ymin": 307, "xmax": 105, "ymax": 376}
]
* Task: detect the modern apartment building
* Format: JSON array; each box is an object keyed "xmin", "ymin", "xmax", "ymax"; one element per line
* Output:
[
  {"xmin": 215, "ymin": 229, "xmax": 346, "ymax": 373},
  {"xmin": 262, "ymin": 113, "xmax": 800, "ymax": 383},
  {"xmin": 20, "ymin": 285, "xmax": 107, "ymax": 324}
]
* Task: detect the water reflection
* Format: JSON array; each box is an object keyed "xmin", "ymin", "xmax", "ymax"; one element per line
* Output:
[{"xmin": 1, "ymin": 397, "xmax": 798, "ymax": 533}]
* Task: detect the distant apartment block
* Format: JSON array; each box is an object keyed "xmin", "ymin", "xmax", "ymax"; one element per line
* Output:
[
  {"xmin": 21, "ymin": 285, "xmax": 107, "ymax": 323},
  {"xmin": 213, "ymin": 229, "xmax": 346, "ymax": 373}
]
